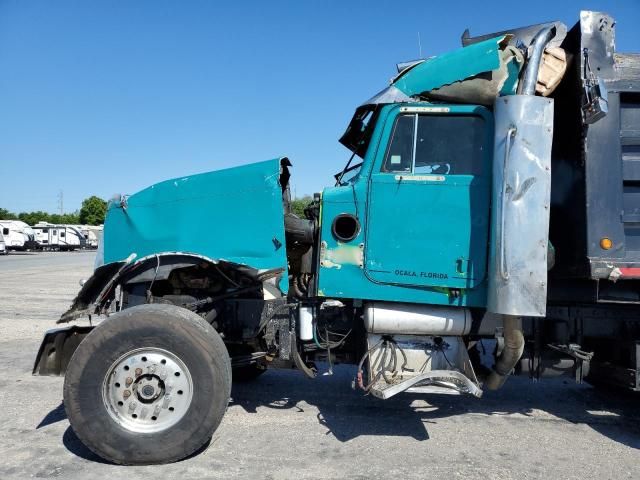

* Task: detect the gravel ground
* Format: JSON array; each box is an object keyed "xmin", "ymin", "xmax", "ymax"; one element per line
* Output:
[{"xmin": 0, "ymin": 251, "xmax": 639, "ymax": 479}]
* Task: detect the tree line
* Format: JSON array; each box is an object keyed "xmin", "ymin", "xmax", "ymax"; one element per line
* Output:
[
  {"xmin": 3, "ymin": 195, "xmax": 312, "ymax": 227},
  {"xmin": 0, "ymin": 196, "xmax": 108, "ymax": 226},
  {"xmin": 290, "ymin": 196, "xmax": 313, "ymax": 218}
]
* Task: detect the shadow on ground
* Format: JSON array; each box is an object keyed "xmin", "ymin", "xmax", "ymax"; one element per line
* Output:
[
  {"xmin": 39, "ymin": 364, "xmax": 640, "ymax": 463},
  {"xmin": 38, "ymin": 403, "xmax": 210, "ymax": 464},
  {"xmin": 230, "ymin": 365, "xmax": 640, "ymax": 448}
]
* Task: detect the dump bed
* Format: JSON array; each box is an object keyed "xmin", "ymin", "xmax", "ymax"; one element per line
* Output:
[{"xmin": 547, "ymin": 13, "xmax": 640, "ymax": 297}]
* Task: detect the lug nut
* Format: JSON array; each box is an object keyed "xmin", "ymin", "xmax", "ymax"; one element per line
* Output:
[
  {"xmin": 123, "ymin": 390, "xmax": 131, "ymax": 399},
  {"xmin": 125, "ymin": 377, "xmax": 133, "ymax": 387},
  {"xmin": 135, "ymin": 368, "xmax": 143, "ymax": 377}
]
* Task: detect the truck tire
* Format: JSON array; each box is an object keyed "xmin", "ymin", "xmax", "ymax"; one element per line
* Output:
[{"xmin": 63, "ymin": 304, "xmax": 231, "ymax": 465}]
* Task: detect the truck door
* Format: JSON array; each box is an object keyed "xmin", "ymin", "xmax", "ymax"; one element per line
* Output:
[{"xmin": 365, "ymin": 106, "xmax": 492, "ymax": 290}]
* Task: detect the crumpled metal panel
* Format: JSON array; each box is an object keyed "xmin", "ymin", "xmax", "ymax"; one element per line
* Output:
[
  {"xmin": 426, "ymin": 45, "xmax": 523, "ymax": 106},
  {"xmin": 487, "ymin": 96, "xmax": 554, "ymax": 317},
  {"xmin": 103, "ymin": 158, "xmax": 289, "ymax": 275},
  {"xmin": 461, "ymin": 20, "xmax": 567, "ymax": 51},
  {"xmin": 388, "ymin": 35, "xmax": 522, "ymax": 106},
  {"xmin": 362, "ymin": 85, "xmax": 413, "ymax": 105}
]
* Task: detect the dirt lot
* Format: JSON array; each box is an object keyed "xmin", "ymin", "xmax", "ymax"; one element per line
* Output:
[{"xmin": 0, "ymin": 251, "xmax": 639, "ymax": 479}]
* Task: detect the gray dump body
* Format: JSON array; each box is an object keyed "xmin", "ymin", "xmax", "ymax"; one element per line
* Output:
[{"xmin": 547, "ymin": 12, "xmax": 640, "ymax": 294}]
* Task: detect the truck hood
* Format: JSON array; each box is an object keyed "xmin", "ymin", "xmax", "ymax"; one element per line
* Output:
[{"xmin": 102, "ymin": 157, "xmax": 290, "ymax": 272}]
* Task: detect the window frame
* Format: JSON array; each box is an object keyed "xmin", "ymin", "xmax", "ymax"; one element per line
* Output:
[
  {"xmin": 381, "ymin": 113, "xmax": 415, "ymax": 173},
  {"xmin": 381, "ymin": 112, "xmax": 486, "ymax": 176}
]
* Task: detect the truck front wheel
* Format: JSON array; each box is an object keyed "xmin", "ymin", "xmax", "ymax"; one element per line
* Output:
[{"xmin": 63, "ymin": 304, "xmax": 231, "ymax": 465}]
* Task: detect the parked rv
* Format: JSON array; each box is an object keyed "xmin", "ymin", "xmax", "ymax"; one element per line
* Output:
[
  {"xmin": 0, "ymin": 220, "xmax": 38, "ymax": 250},
  {"xmin": 72, "ymin": 225, "xmax": 102, "ymax": 249},
  {"xmin": 32, "ymin": 223, "xmax": 87, "ymax": 251}
]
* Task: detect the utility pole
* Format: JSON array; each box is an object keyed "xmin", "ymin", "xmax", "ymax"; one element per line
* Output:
[{"xmin": 58, "ymin": 190, "xmax": 64, "ymax": 215}]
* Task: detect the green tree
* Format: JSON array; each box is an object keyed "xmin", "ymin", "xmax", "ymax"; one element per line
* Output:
[
  {"xmin": 290, "ymin": 195, "xmax": 313, "ymax": 218},
  {"xmin": 79, "ymin": 196, "xmax": 107, "ymax": 225},
  {"xmin": 1, "ymin": 207, "xmax": 80, "ymax": 225},
  {"xmin": 62, "ymin": 211, "xmax": 81, "ymax": 224},
  {"xmin": 18, "ymin": 211, "xmax": 50, "ymax": 225},
  {"xmin": 0, "ymin": 208, "xmax": 18, "ymax": 220}
]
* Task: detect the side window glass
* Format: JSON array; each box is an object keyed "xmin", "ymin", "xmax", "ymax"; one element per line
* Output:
[
  {"xmin": 2, "ymin": 228, "xmax": 8, "ymax": 235},
  {"xmin": 414, "ymin": 115, "xmax": 485, "ymax": 175},
  {"xmin": 383, "ymin": 115, "xmax": 415, "ymax": 172}
]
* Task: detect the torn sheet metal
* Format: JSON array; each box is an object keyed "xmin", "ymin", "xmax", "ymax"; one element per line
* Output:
[
  {"xmin": 426, "ymin": 43, "xmax": 524, "ymax": 106},
  {"xmin": 461, "ymin": 20, "xmax": 567, "ymax": 51},
  {"xmin": 366, "ymin": 36, "xmax": 524, "ymax": 106},
  {"xmin": 364, "ymin": 85, "xmax": 413, "ymax": 105}
]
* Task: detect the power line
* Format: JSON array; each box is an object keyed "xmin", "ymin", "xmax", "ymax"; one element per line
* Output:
[{"xmin": 57, "ymin": 190, "xmax": 64, "ymax": 215}]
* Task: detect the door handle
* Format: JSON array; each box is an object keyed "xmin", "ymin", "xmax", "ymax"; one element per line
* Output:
[
  {"xmin": 456, "ymin": 257, "xmax": 471, "ymax": 276},
  {"xmin": 500, "ymin": 127, "xmax": 517, "ymax": 281}
]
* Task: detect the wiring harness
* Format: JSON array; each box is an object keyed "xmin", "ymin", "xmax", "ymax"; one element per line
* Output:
[{"xmin": 355, "ymin": 336, "xmax": 413, "ymax": 392}]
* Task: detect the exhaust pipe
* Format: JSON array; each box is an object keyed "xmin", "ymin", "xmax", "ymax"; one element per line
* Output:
[
  {"xmin": 485, "ymin": 315, "xmax": 525, "ymax": 390},
  {"xmin": 485, "ymin": 26, "xmax": 556, "ymax": 390},
  {"xmin": 518, "ymin": 25, "xmax": 556, "ymax": 96}
]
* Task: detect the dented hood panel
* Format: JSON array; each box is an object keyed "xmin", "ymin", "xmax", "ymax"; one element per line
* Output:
[{"xmin": 103, "ymin": 158, "xmax": 289, "ymax": 272}]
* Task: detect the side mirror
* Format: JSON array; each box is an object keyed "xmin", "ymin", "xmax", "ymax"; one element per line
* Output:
[
  {"xmin": 582, "ymin": 77, "xmax": 608, "ymax": 124},
  {"xmin": 581, "ymin": 48, "xmax": 608, "ymax": 125}
]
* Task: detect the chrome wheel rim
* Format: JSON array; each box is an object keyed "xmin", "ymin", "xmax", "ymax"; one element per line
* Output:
[{"xmin": 101, "ymin": 347, "xmax": 194, "ymax": 433}]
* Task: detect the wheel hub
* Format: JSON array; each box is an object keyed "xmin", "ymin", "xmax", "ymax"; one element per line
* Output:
[
  {"xmin": 102, "ymin": 348, "xmax": 194, "ymax": 434},
  {"xmin": 134, "ymin": 374, "xmax": 164, "ymax": 402}
]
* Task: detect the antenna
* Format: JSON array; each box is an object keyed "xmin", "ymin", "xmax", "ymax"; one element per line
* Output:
[
  {"xmin": 57, "ymin": 190, "xmax": 64, "ymax": 215},
  {"xmin": 418, "ymin": 32, "xmax": 422, "ymax": 58}
]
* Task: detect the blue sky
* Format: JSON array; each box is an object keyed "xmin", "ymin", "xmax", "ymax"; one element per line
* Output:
[{"xmin": 1, "ymin": 1, "xmax": 639, "ymax": 213}]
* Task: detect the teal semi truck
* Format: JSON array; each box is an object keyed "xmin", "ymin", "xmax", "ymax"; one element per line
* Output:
[{"xmin": 33, "ymin": 11, "xmax": 640, "ymax": 464}]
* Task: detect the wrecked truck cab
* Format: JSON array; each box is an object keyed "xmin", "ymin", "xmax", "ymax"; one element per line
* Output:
[
  {"xmin": 31, "ymin": 10, "xmax": 640, "ymax": 466},
  {"xmin": 322, "ymin": 100, "xmax": 494, "ymax": 305}
]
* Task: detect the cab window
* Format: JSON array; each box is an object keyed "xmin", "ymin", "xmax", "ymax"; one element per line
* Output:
[
  {"xmin": 383, "ymin": 113, "xmax": 485, "ymax": 175},
  {"xmin": 382, "ymin": 115, "xmax": 414, "ymax": 172},
  {"xmin": 415, "ymin": 115, "xmax": 485, "ymax": 175}
]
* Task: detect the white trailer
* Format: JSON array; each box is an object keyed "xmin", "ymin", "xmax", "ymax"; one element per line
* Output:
[
  {"xmin": 71, "ymin": 225, "xmax": 101, "ymax": 249},
  {"xmin": 0, "ymin": 220, "xmax": 37, "ymax": 250},
  {"xmin": 32, "ymin": 223, "xmax": 87, "ymax": 251},
  {"xmin": 0, "ymin": 230, "xmax": 7, "ymax": 255}
]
